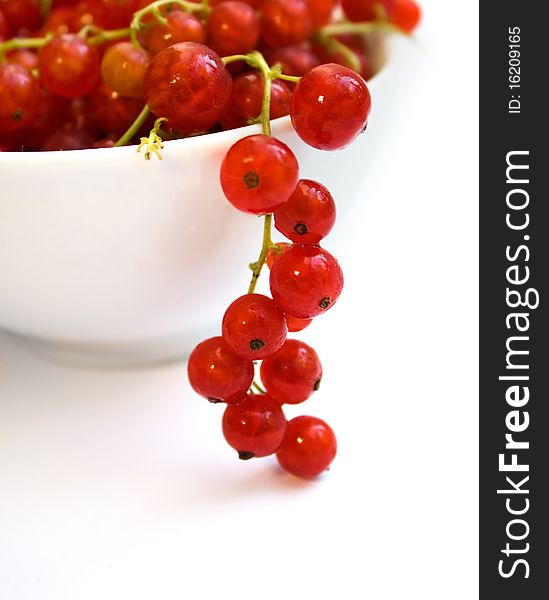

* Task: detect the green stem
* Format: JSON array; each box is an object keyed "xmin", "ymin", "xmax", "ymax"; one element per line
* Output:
[
  {"xmin": 252, "ymin": 381, "xmax": 267, "ymax": 395},
  {"xmin": 114, "ymin": 105, "xmax": 151, "ymax": 147},
  {"xmin": 40, "ymin": 0, "xmax": 52, "ymax": 21},
  {"xmin": 0, "ymin": 36, "xmax": 50, "ymax": 60},
  {"xmin": 313, "ymin": 33, "xmax": 362, "ymax": 73},
  {"xmin": 222, "ymin": 50, "xmax": 280, "ymax": 136},
  {"xmin": 274, "ymin": 73, "xmax": 301, "ymax": 84},
  {"xmin": 88, "ymin": 28, "xmax": 131, "ymax": 45},
  {"xmin": 130, "ymin": 0, "xmax": 211, "ymax": 48},
  {"xmin": 319, "ymin": 20, "xmax": 402, "ymax": 37},
  {"xmin": 248, "ymin": 214, "xmax": 274, "ymax": 294}
]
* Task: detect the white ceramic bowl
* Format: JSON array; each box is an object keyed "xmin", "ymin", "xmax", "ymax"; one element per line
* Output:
[{"xmin": 0, "ymin": 37, "xmax": 409, "ymax": 367}]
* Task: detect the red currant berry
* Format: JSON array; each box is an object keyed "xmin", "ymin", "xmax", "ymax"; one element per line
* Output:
[
  {"xmin": 0, "ymin": 9, "xmax": 9, "ymax": 41},
  {"xmin": 86, "ymin": 82, "xmax": 144, "ymax": 136},
  {"xmin": 15, "ymin": 88, "xmax": 69, "ymax": 149},
  {"xmin": 274, "ymin": 179, "xmax": 336, "ymax": 244},
  {"xmin": 0, "ymin": 63, "xmax": 41, "ymax": 133},
  {"xmin": 303, "ymin": 0, "xmax": 335, "ymax": 28},
  {"xmin": 290, "ymin": 63, "xmax": 371, "ymax": 150},
  {"xmin": 285, "ymin": 314, "xmax": 312, "ymax": 333},
  {"xmin": 42, "ymin": 6, "xmax": 77, "ymax": 36},
  {"xmin": 260, "ymin": 0, "xmax": 313, "ymax": 49},
  {"xmin": 220, "ymin": 134, "xmax": 299, "ymax": 215},
  {"xmin": 391, "ymin": 0, "xmax": 421, "ymax": 33},
  {"xmin": 269, "ymin": 244, "xmax": 344, "ymax": 318},
  {"xmin": 42, "ymin": 128, "xmax": 96, "ymax": 151},
  {"xmin": 71, "ymin": 1, "xmax": 96, "ymax": 31},
  {"xmin": 222, "ymin": 294, "xmax": 287, "ymax": 360},
  {"xmin": 86, "ymin": 0, "xmax": 138, "ymax": 29},
  {"xmin": 206, "ymin": 1, "xmax": 260, "ymax": 57},
  {"xmin": 143, "ymin": 11, "xmax": 206, "ymax": 56},
  {"xmin": 220, "ymin": 72, "xmax": 291, "ymax": 130},
  {"xmin": 144, "ymin": 42, "xmax": 232, "ymax": 134},
  {"xmin": 38, "ymin": 34, "xmax": 100, "ymax": 99},
  {"xmin": 276, "ymin": 416, "xmax": 337, "ymax": 478},
  {"xmin": 266, "ymin": 242, "xmax": 291, "ymax": 270},
  {"xmin": 0, "ymin": 0, "xmax": 40, "ymax": 35},
  {"xmin": 341, "ymin": 0, "xmax": 396, "ymax": 22},
  {"xmin": 222, "ymin": 394, "xmax": 287, "ymax": 459},
  {"xmin": 101, "ymin": 42, "xmax": 150, "ymax": 99},
  {"xmin": 260, "ymin": 339, "xmax": 322, "ymax": 404},
  {"xmin": 264, "ymin": 45, "xmax": 320, "ymax": 79},
  {"xmin": 6, "ymin": 49, "xmax": 39, "ymax": 71},
  {"xmin": 187, "ymin": 336, "xmax": 254, "ymax": 404}
]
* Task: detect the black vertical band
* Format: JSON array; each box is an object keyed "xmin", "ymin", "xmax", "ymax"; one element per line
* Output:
[{"xmin": 480, "ymin": 2, "xmax": 548, "ymax": 597}]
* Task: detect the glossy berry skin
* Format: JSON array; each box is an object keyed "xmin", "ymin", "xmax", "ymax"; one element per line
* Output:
[
  {"xmin": 0, "ymin": 63, "xmax": 40, "ymax": 133},
  {"xmin": 220, "ymin": 134, "xmax": 299, "ymax": 215},
  {"xmin": 87, "ymin": 0, "xmax": 138, "ymax": 29},
  {"xmin": 291, "ymin": 63, "xmax": 371, "ymax": 151},
  {"xmin": 222, "ymin": 394, "xmax": 287, "ymax": 459},
  {"xmin": 206, "ymin": 1, "xmax": 260, "ymax": 57},
  {"xmin": 266, "ymin": 242, "xmax": 291, "ymax": 270},
  {"xmin": 391, "ymin": 0, "xmax": 421, "ymax": 33},
  {"xmin": 264, "ymin": 45, "xmax": 320, "ymax": 79},
  {"xmin": 0, "ymin": 0, "xmax": 41, "ymax": 35},
  {"xmin": 144, "ymin": 42, "xmax": 232, "ymax": 134},
  {"xmin": 42, "ymin": 6, "xmax": 77, "ymax": 35},
  {"xmin": 276, "ymin": 416, "xmax": 337, "ymax": 478},
  {"xmin": 101, "ymin": 42, "xmax": 150, "ymax": 99},
  {"xmin": 286, "ymin": 315, "xmax": 312, "ymax": 332},
  {"xmin": 304, "ymin": 0, "xmax": 335, "ymax": 27},
  {"xmin": 260, "ymin": 339, "xmax": 322, "ymax": 405},
  {"xmin": 274, "ymin": 179, "xmax": 336, "ymax": 244},
  {"xmin": 6, "ymin": 49, "xmax": 39, "ymax": 71},
  {"xmin": 269, "ymin": 245, "xmax": 344, "ymax": 318},
  {"xmin": 187, "ymin": 336, "xmax": 254, "ymax": 404},
  {"xmin": 260, "ymin": 0, "xmax": 313, "ymax": 49},
  {"xmin": 86, "ymin": 82, "xmax": 144, "ymax": 136},
  {"xmin": 220, "ymin": 72, "xmax": 291, "ymax": 130},
  {"xmin": 222, "ymin": 294, "xmax": 287, "ymax": 360},
  {"xmin": 38, "ymin": 35, "xmax": 100, "ymax": 99},
  {"xmin": 143, "ymin": 11, "xmax": 206, "ymax": 56},
  {"xmin": 341, "ymin": 0, "xmax": 396, "ymax": 21}
]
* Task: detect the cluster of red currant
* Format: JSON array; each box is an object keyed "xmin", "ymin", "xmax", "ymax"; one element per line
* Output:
[
  {"xmin": 1, "ymin": 0, "xmax": 421, "ymax": 479},
  {"xmin": 187, "ymin": 43, "xmax": 374, "ymax": 477},
  {"xmin": 0, "ymin": 0, "xmax": 420, "ymax": 151}
]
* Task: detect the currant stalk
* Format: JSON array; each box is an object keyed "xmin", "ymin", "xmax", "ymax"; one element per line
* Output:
[
  {"xmin": 39, "ymin": 0, "xmax": 52, "ymax": 20},
  {"xmin": 221, "ymin": 50, "xmax": 301, "ymax": 293},
  {"xmin": 114, "ymin": 105, "xmax": 151, "ymax": 147},
  {"xmin": 319, "ymin": 20, "xmax": 403, "ymax": 37}
]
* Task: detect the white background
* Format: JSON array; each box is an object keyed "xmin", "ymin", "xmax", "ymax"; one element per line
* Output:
[{"xmin": 0, "ymin": 1, "xmax": 479, "ymax": 598}]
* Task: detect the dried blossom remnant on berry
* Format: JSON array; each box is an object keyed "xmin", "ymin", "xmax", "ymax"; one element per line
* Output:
[
  {"xmin": 319, "ymin": 297, "xmax": 331, "ymax": 309},
  {"xmin": 244, "ymin": 171, "xmax": 260, "ymax": 189},
  {"xmin": 238, "ymin": 451, "xmax": 255, "ymax": 461},
  {"xmin": 12, "ymin": 109, "xmax": 23, "ymax": 122},
  {"xmin": 208, "ymin": 397, "xmax": 223, "ymax": 404},
  {"xmin": 293, "ymin": 221, "xmax": 309, "ymax": 235},
  {"xmin": 314, "ymin": 379, "xmax": 322, "ymax": 392},
  {"xmin": 250, "ymin": 338, "xmax": 265, "ymax": 351}
]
